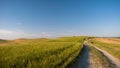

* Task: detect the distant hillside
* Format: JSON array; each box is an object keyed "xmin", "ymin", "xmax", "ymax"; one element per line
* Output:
[
  {"xmin": 10, "ymin": 38, "xmax": 50, "ymax": 44},
  {"xmin": 0, "ymin": 39, "xmax": 8, "ymax": 43}
]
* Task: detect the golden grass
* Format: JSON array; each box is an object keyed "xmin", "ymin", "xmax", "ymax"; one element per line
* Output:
[{"xmin": 94, "ymin": 38, "xmax": 120, "ymax": 44}]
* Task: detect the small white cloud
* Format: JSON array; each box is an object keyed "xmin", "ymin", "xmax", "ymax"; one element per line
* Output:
[
  {"xmin": 0, "ymin": 29, "xmax": 13, "ymax": 35},
  {"xmin": 40, "ymin": 32, "xmax": 52, "ymax": 37},
  {"xmin": 0, "ymin": 29, "xmax": 26, "ymax": 39},
  {"xmin": 16, "ymin": 22, "xmax": 22, "ymax": 25},
  {"xmin": 41, "ymin": 32, "xmax": 46, "ymax": 34}
]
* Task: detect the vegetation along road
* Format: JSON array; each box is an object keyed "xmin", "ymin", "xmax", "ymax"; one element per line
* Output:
[{"xmin": 0, "ymin": 37, "xmax": 120, "ymax": 68}]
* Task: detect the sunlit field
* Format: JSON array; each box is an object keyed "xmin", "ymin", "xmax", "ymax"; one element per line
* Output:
[{"xmin": 0, "ymin": 36, "xmax": 87, "ymax": 68}]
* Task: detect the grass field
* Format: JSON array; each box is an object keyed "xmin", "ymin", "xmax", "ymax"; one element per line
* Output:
[
  {"xmin": 0, "ymin": 36, "xmax": 86, "ymax": 68},
  {"xmin": 91, "ymin": 38, "xmax": 120, "ymax": 60}
]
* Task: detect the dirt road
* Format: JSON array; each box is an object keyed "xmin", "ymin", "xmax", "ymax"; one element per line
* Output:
[
  {"xmin": 68, "ymin": 45, "xmax": 90, "ymax": 68},
  {"xmin": 68, "ymin": 40, "xmax": 120, "ymax": 68}
]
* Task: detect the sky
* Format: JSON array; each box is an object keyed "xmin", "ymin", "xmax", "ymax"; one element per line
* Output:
[{"xmin": 0, "ymin": 0, "xmax": 120, "ymax": 39}]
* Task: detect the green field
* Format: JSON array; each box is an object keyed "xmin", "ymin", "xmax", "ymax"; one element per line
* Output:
[{"xmin": 0, "ymin": 36, "xmax": 86, "ymax": 68}]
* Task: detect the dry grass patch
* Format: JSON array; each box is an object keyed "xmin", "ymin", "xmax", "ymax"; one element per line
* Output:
[{"xmin": 94, "ymin": 38, "xmax": 120, "ymax": 44}]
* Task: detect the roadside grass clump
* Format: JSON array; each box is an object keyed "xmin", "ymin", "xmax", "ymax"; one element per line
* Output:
[
  {"xmin": 0, "ymin": 36, "xmax": 85, "ymax": 68},
  {"xmin": 91, "ymin": 40, "xmax": 120, "ymax": 60}
]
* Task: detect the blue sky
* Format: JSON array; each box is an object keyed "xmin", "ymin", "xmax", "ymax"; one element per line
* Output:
[{"xmin": 0, "ymin": 0, "xmax": 120, "ymax": 39}]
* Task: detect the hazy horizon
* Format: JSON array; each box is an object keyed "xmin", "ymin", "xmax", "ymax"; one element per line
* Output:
[{"xmin": 0, "ymin": 0, "xmax": 120, "ymax": 39}]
